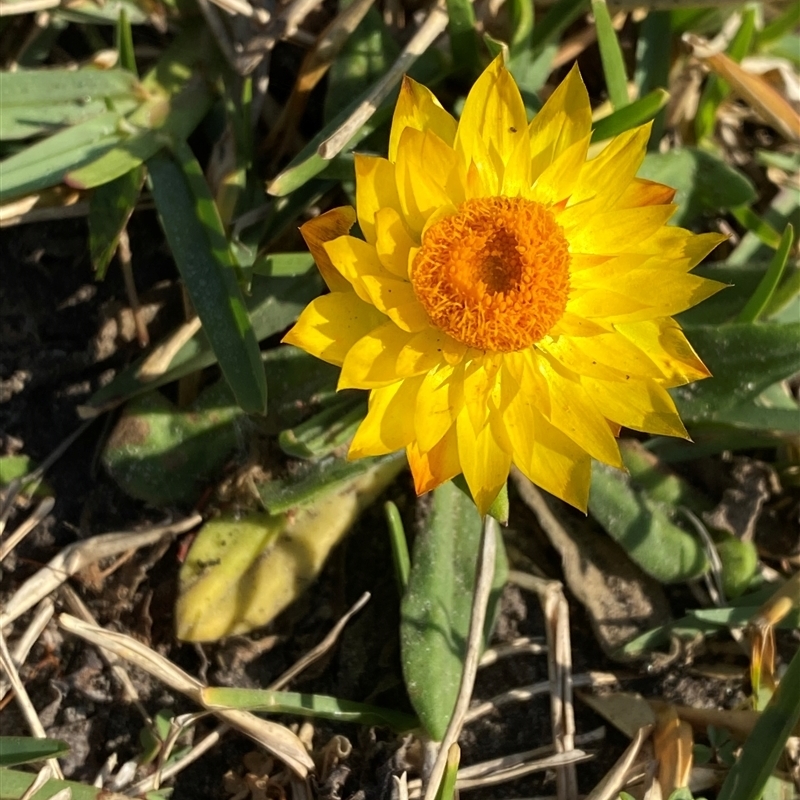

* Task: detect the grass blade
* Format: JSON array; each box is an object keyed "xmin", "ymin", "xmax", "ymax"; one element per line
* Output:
[
  {"xmin": 736, "ymin": 224, "xmax": 795, "ymax": 323},
  {"xmin": 592, "ymin": 0, "xmax": 628, "ymax": 108},
  {"xmin": 147, "ymin": 142, "xmax": 267, "ymax": 414},
  {"xmin": 717, "ymin": 644, "xmax": 800, "ymax": 800},
  {"xmin": 445, "ymin": 0, "xmax": 480, "ymax": 76},
  {"xmin": 591, "ymin": 88, "xmax": 669, "ymax": 141},
  {"xmin": 385, "ymin": 500, "xmax": 410, "ymax": 594}
]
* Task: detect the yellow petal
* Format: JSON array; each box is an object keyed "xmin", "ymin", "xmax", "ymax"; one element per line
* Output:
[
  {"xmin": 282, "ymin": 292, "xmax": 384, "ymax": 365},
  {"xmin": 583, "ymin": 376, "xmax": 689, "ymax": 438},
  {"xmin": 567, "ymin": 287, "xmax": 650, "ymax": 319},
  {"xmin": 339, "ymin": 321, "xmax": 416, "ymax": 389},
  {"xmin": 529, "ymin": 133, "xmax": 591, "ymax": 205},
  {"xmin": 528, "ymin": 64, "xmax": 592, "ymax": 182},
  {"xmin": 299, "ymin": 207, "xmax": 356, "ymax": 293},
  {"xmin": 395, "ymin": 127, "xmax": 461, "ymax": 234},
  {"xmin": 414, "ymin": 362, "xmax": 465, "ymax": 452},
  {"xmin": 389, "ymin": 75, "xmax": 458, "ymax": 163},
  {"xmin": 533, "ymin": 350, "xmax": 623, "ymax": 468},
  {"xmin": 354, "ymin": 154, "xmax": 402, "ymax": 245},
  {"xmin": 374, "ymin": 206, "xmax": 418, "ymax": 278},
  {"xmin": 616, "ymin": 178, "xmax": 676, "ymax": 208},
  {"xmin": 563, "ymin": 204, "xmax": 677, "ymax": 254},
  {"xmin": 323, "ymin": 234, "xmax": 394, "ymax": 304},
  {"xmin": 349, "ymin": 376, "xmax": 423, "ymax": 457},
  {"xmin": 569, "ymin": 124, "xmax": 652, "ymax": 207},
  {"xmin": 615, "ymin": 318, "xmax": 711, "ymax": 386},
  {"xmin": 358, "ymin": 274, "xmax": 429, "ymax": 332},
  {"xmin": 456, "ymin": 410, "xmax": 512, "ymax": 516},
  {"xmin": 525, "ymin": 407, "xmax": 592, "ymax": 512},
  {"xmin": 407, "ymin": 423, "xmax": 461, "ymax": 495},
  {"xmin": 397, "ymin": 326, "xmax": 466, "ymax": 376},
  {"xmin": 454, "ymin": 55, "xmax": 528, "ymax": 190},
  {"xmin": 640, "ymin": 229, "xmax": 728, "ymax": 266}
]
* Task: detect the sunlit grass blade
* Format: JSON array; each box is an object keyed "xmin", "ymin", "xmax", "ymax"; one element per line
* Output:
[
  {"xmin": 591, "ymin": 89, "xmax": 669, "ymax": 141},
  {"xmin": 731, "ymin": 205, "xmax": 783, "ymax": 250},
  {"xmin": 592, "ymin": 0, "xmax": 628, "ymax": 109},
  {"xmin": 147, "ymin": 141, "xmax": 267, "ymax": 414},
  {"xmin": 202, "ymin": 687, "xmax": 419, "ymax": 732},
  {"xmin": 115, "ymin": 7, "xmax": 137, "ymax": 75},
  {"xmin": 736, "ymin": 224, "xmax": 794, "ymax": 323},
  {"xmin": 717, "ymin": 645, "xmax": 800, "ymax": 800},
  {"xmin": 385, "ymin": 500, "xmax": 410, "ymax": 594}
]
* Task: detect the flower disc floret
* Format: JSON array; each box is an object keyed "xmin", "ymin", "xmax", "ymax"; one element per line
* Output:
[{"xmin": 410, "ymin": 197, "xmax": 571, "ymax": 352}]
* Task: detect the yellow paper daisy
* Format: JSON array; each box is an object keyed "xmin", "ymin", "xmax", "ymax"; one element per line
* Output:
[{"xmin": 283, "ymin": 57, "xmax": 726, "ymax": 515}]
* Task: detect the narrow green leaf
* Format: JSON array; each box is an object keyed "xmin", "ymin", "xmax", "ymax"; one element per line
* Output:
[
  {"xmin": 116, "ymin": 8, "xmax": 137, "ymax": 75},
  {"xmin": 731, "ymin": 205, "xmax": 783, "ymax": 250},
  {"xmin": 401, "ymin": 480, "xmax": 508, "ymax": 740},
  {"xmin": 0, "ymin": 767, "xmax": 111, "ymax": 800},
  {"xmin": 633, "ymin": 11, "xmax": 670, "ymax": 147},
  {"xmin": 257, "ymin": 452, "xmax": 404, "ymax": 514},
  {"xmin": 508, "ymin": 0, "xmax": 533, "ymax": 56},
  {"xmin": 202, "ymin": 687, "xmax": 418, "ymax": 732},
  {"xmin": 530, "ymin": 0, "xmax": 587, "ymax": 54},
  {"xmin": 0, "ymin": 68, "xmax": 140, "ymax": 141},
  {"xmin": 756, "ymin": 2, "xmax": 800, "ymax": 48},
  {"xmin": 147, "ymin": 143, "xmax": 266, "ymax": 414},
  {"xmin": 591, "ymin": 88, "xmax": 669, "ymax": 142},
  {"xmin": 434, "ymin": 744, "xmax": 460, "ymax": 800},
  {"xmin": 88, "ymin": 164, "xmax": 146, "ymax": 278},
  {"xmin": 445, "ymin": 0, "xmax": 480, "ymax": 76},
  {"xmin": 592, "ymin": 0, "xmax": 628, "ymax": 109},
  {"xmin": 251, "ymin": 252, "xmax": 314, "ymax": 277},
  {"xmin": 0, "ymin": 111, "xmax": 125, "ymax": 201},
  {"xmin": 717, "ymin": 645, "xmax": 800, "ymax": 800},
  {"xmin": 278, "ymin": 396, "xmax": 366, "ymax": 458},
  {"xmin": 736, "ymin": 224, "xmax": 795, "ymax": 323},
  {"xmin": 588, "ymin": 462, "xmax": 709, "ymax": 584},
  {"xmin": 385, "ymin": 500, "xmax": 410, "ymax": 594},
  {"xmin": 0, "ymin": 737, "xmax": 70, "ymax": 767}
]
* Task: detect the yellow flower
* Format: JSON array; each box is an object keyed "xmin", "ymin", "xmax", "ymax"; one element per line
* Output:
[{"xmin": 283, "ymin": 58, "xmax": 725, "ymax": 515}]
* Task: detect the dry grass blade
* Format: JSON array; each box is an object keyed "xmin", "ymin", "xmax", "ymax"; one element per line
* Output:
[
  {"xmin": 264, "ymin": 0, "xmax": 376, "ymax": 158},
  {"xmin": 0, "ymin": 627, "xmax": 64, "ymax": 779},
  {"xmin": 0, "ymin": 496, "xmax": 54, "ymax": 562},
  {"xmin": 465, "ymin": 672, "xmax": 617, "ymax": 724},
  {"xmin": 0, "ymin": 0, "xmax": 59, "ymax": 16},
  {"xmin": 58, "ymin": 614, "xmax": 315, "ymax": 776},
  {"xmin": 136, "ymin": 316, "xmax": 203, "ymax": 382},
  {"xmin": 454, "ymin": 751, "xmax": 593, "ymax": 792},
  {"xmin": 479, "ymin": 636, "xmax": 547, "ymax": 667},
  {"xmin": 0, "ymin": 598, "xmax": 54, "ymax": 702},
  {"xmin": 584, "ymin": 724, "xmax": 654, "ymax": 800},
  {"xmin": 652, "ymin": 705, "xmax": 693, "ymax": 795},
  {"xmin": 318, "ymin": 0, "xmax": 448, "ymax": 160},
  {"xmin": 685, "ymin": 33, "xmax": 800, "ymax": 142},
  {"xmin": 269, "ymin": 591, "xmax": 371, "ymax": 690},
  {"xmin": 0, "ymin": 514, "xmax": 202, "ymax": 627},
  {"xmin": 422, "ymin": 516, "xmax": 497, "ymax": 800}
]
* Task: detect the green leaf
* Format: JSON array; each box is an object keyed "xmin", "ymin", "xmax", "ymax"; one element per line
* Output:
[
  {"xmin": 0, "ymin": 767, "xmax": 116, "ymax": 800},
  {"xmin": 251, "ymin": 252, "xmax": 314, "ymax": 277},
  {"xmin": 401, "ymin": 480, "xmax": 508, "ymax": 740},
  {"xmin": 588, "ymin": 462, "xmax": 708, "ymax": 583},
  {"xmin": 591, "ymin": 89, "xmax": 669, "ymax": 142},
  {"xmin": 731, "ymin": 205, "xmax": 783, "ymax": 250},
  {"xmin": 147, "ymin": 142, "xmax": 267, "ymax": 414},
  {"xmin": 257, "ymin": 451, "xmax": 404, "ymax": 514},
  {"xmin": 717, "ymin": 645, "xmax": 800, "ymax": 800},
  {"xmin": 638, "ymin": 147, "xmax": 756, "ymax": 225},
  {"xmin": 672, "ymin": 322, "xmax": 800, "ymax": 422},
  {"xmin": 736, "ymin": 224, "xmax": 795, "ymax": 323},
  {"xmin": 0, "ymin": 111, "xmax": 126, "ymax": 201},
  {"xmin": 102, "ymin": 380, "xmax": 245, "ymax": 506},
  {"xmin": 0, "ymin": 737, "xmax": 70, "ymax": 767},
  {"xmin": 445, "ymin": 0, "xmax": 480, "ymax": 76},
  {"xmin": 84, "ymin": 274, "xmax": 322, "ymax": 412},
  {"xmin": 278, "ymin": 395, "xmax": 366, "ymax": 458},
  {"xmin": 592, "ymin": 0, "xmax": 628, "ymax": 109},
  {"xmin": 116, "ymin": 8, "xmax": 137, "ymax": 75},
  {"xmin": 88, "ymin": 164, "xmax": 146, "ymax": 278},
  {"xmin": 385, "ymin": 500, "xmax": 410, "ymax": 595},
  {"xmin": 0, "ymin": 67, "xmax": 140, "ymax": 141},
  {"xmin": 202, "ymin": 687, "xmax": 418, "ymax": 731},
  {"xmin": 633, "ymin": 11, "xmax": 670, "ymax": 146}
]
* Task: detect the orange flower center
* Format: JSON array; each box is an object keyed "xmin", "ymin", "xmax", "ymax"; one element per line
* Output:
[{"xmin": 410, "ymin": 197, "xmax": 571, "ymax": 352}]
